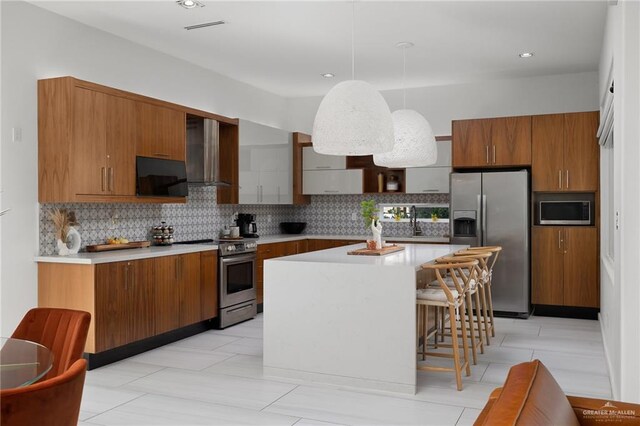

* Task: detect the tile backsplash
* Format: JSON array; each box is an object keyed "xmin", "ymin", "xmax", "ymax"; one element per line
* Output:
[{"xmin": 39, "ymin": 188, "xmax": 449, "ymax": 255}]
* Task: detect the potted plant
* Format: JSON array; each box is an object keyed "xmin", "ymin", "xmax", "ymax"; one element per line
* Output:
[{"xmin": 361, "ymin": 200, "xmax": 382, "ymax": 249}]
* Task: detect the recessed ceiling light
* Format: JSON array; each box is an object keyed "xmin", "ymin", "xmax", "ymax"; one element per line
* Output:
[
  {"xmin": 519, "ymin": 52, "xmax": 534, "ymax": 58},
  {"xmin": 321, "ymin": 73, "xmax": 335, "ymax": 78},
  {"xmin": 177, "ymin": 0, "xmax": 204, "ymax": 9}
]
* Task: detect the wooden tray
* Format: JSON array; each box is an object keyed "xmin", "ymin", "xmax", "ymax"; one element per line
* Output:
[
  {"xmin": 347, "ymin": 244, "xmax": 405, "ymax": 256},
  {"xmin": 86, "ymin": 241, "xmax": 151, "ymax": 252}
]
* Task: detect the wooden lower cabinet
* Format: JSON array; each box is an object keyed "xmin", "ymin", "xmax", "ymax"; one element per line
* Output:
[
  {"xmin": 38, "ymin": 250, "xmax": 218, "ymax": 354},
  {"xmin": 200, "ymin": 251, "xmax": 218, "ymax": 320},
  {"xmin": 155, "ymin": 253, "xmax": 202, "ymax": 334},
  {"xmin": 95, "ymin": 259, "xmax": 155, "ymax": 352},
  {"xmin": 532, "ymin": 227, "xmax": 598, "ymax": 308}
]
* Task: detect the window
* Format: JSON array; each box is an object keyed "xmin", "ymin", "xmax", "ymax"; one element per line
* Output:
[{"xmin": 379, "ymin": 203, "xmax": 449, "ymax": 223}]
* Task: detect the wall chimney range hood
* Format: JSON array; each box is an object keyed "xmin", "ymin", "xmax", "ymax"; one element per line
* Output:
[{"xmin": 186, "ymin": 116, "xmax": 231, "ymax": 187}]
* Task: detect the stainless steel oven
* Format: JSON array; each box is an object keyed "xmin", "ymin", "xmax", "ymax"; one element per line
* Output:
[{"xmin": 218, "ymin": 240, "xmax": 257, "ymax": 328}]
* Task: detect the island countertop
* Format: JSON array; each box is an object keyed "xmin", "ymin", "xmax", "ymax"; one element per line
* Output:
[
  {"xmin": 270, "ymin": 242, "xmax": 467, "ymax": 270},
  {"xmin": 263, "ymin": 242, "xmax": 468, "ymax": 395}
]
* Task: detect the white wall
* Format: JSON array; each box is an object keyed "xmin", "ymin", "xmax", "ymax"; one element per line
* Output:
[
  {"xmin": 286, "ymin": 71, "xmax": 599, "ymax": 135},
  {"xmin": 0, "ymin": 1, "xmax": 289, "ymax": 336},
  {"xmin": 598, "ymin": 0, "xmax": 640, "ymax": 403}
]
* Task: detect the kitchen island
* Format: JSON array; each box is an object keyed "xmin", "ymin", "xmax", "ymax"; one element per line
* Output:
[{"xmin": 263, "ymin": 243, "xmax": 467, "ymax": 394}]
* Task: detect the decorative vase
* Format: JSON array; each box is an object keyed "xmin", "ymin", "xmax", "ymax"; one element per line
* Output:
[
  {"xmin": 67, "ymin": 226, "xmax": 81, "ymax": 254},
  {"xmin": 56, "ymin": 239, "xmax": 70, "ymax": 256},
  {"xmin": 371, "ymin": 220, "xmax": 383, "ymax": 250}
]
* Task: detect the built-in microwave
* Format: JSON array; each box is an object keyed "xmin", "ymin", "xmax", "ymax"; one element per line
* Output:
[{"xmin": 539, "ymin": 200, "xmax": 591, "ymax": 225}]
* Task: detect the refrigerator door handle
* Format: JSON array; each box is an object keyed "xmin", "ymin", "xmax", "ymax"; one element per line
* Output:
[
  {"xmin": 482, "ymin": 194, "xmax": 487, "ymax": 245},
  {"xmin": 476, "ymin": 194, "xmax": 482, "ymax": 244}
]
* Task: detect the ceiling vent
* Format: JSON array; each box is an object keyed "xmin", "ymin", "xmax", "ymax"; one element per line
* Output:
[{"xmin": 184, "ymin": 20, "xmax": 226, "ymax": 31}]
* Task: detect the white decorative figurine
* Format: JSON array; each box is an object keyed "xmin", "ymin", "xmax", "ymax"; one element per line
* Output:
[{"xmin": 371, "ymin": 219, "xmax": 383, "ymax": 250}]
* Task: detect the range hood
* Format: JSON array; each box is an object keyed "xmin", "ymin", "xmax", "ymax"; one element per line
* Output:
[{"xmin": 186, "ymin": 116, "xmax": 231, "ymax": 186}]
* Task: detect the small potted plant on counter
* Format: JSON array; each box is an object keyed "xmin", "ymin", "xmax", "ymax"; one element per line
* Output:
[{"xmin": 361, "ymin": 200, "xmax": 382, "ymax": 250}]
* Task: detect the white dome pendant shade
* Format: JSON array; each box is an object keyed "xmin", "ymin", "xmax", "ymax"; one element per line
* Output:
[
  {"xmin": 312, "ymin": 80, "xmax": 395, "ymax": 156},
  {"xmin": 373, "ymin": 109, "xmax": 438, "ymax": 168}
]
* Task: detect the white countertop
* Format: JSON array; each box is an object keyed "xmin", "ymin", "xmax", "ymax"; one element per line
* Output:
[
  {"xmin": 269, "ymin": 243, "xmax": 467, "ymax": 271},
  {"xmin": 35, "ymin": 234, "xmax": 449, "ymax": 265},
  {"xmin": 255, "ymin": 234, "xmax": 450, "ymax": 245},
  {"xmin": 35, "ymin": 244, "xmax": 217, "ymax": 265}
]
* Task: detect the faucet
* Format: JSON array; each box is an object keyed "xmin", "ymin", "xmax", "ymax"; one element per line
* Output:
[{"xmin": 410, "ymin": 205, "xmax": 423, "ymax": 237}]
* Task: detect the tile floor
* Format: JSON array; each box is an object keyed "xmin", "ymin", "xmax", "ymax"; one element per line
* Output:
[{"xmin": 79, "ymin": 314, "xmax": 611, "ymax": 426}]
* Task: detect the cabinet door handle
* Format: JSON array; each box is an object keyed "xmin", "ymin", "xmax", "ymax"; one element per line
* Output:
[
  {"xmin": 566, "ymin": 170, "xmax": 569, "ymax": 189},
  {"xmin": 492, "ymin": 145, "xmax": 496, "ymax": 164},
  {"xmin": 154, "ymin": 153, "xmax": 170, "ymax": 157},
  {"xmin": 422, "ymin": 189, "xmax": 438, "ymax": 192},
  {"xmin": 324, "ymin": 190, "xmax": 339, "ymax": 193},
  {"xmin": 101, "ymin": 167, "xmax": 106, "ymax": 191},
  {"xmin": 558, "ymin": 170, "xmax": 562, "ymax": 189},
  {"xmin": 124, "ymin": 263, "xmax": 129, "ymax": 290},
  {"xmin": 315, "ymin": 166, "xmax": 331, "ymax": 169},
  {"xmin": 277, "ymin": 186, "xmax": 280, "ymax": 203},
  {"xmin": 558, "ymin": 230, "xmax": 562, "ymax": 250},
  {"xmin": 564, "ymin": 230, "xmax": 568, "ymax": 254},
  {"xmin": 108, "ymin": 167, "xmax": 114, "ymax": 192},
  {"xmin": 260, "ymin": 185, "xmax": 263, "ymax": 203},
  {"xmin": 486, "ymin": 146, "xmax": 489, "ymax": 164}
]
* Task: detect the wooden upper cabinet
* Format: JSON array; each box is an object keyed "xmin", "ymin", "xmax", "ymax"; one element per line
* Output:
[
  {"xmin": 531, "ymin": 227, "xmax": 564, "ymax": 306},
  {"xmin": 532, "ymin": 111, "xmax": 599, "ymax": 192},
  {"xmin": 106, "ymin": 96, "xmax": 137, "ymax": 196},
  {"xmin": 452, "ymin": 119, "xmax": 492, "ymax": 167},
  {"xmin": 136, "ymin": 102, "xmax": 186, "ymax": 161},
  {"xmin": 491, "ymin": 116, "xmax": 531, "ymax": 166},
  {"xmin": 564, "ymin": 112, "xmax": 599, "ymax": 191},
  {"xmin": 72, "ymin": 88, "xmax": 109, "ymax": 195},
  {"xmin": 563, "ymin": 227, "xmax": 598, "ymax": 308},
  {"xmin": 453, "ymin": 117, "xmax": 531, "ymax": 168},
  {"xmin": 532, "ymin": 114, "xmax": 565, "ymax": 191}
]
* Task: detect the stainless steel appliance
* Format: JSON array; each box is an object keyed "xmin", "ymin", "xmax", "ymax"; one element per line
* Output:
[
  {"xmin": 451, "ymin": 170, "xmax": 530, "ymax": 317},
  {"xmin": 174, "ymin": 239, "xmax": 257, "ymax": 328},
  {"xmin": 236, "ymin": 214, "xmax": 259, "ymax": 238},
  {"xmin": 539, "ymin": 200, "xmax": 591, "ymax": 225},
  {"xmin": 217, "ymin": 239, "xmax": 257, "ymax": 328},
  {"xmin": 186, "ymin": 116, "xmax": 230, "ymax": 186}
]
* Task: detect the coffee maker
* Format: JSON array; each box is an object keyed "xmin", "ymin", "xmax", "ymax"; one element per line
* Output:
[{"xmin": 236, "ymin": 214, "xmax": 258, "ymax": 238}]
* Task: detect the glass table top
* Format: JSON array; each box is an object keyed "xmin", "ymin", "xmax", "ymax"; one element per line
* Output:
[{"xmin": 0, "ymin": 337, "xmax": 54, "ymax": 389}]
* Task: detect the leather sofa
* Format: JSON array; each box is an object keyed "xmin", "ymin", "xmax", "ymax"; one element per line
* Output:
[{"xmin": 475, "ymin": 360, "xmax": 640, "ymax": 425}]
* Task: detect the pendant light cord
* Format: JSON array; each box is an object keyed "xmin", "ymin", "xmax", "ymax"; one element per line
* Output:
[
  {"xmin": 351, "ymin": 0, "xmax": 355, "ymax": 80},
  {"xmin": 402, "ymin": 45, "xmax": 407, "ymax": 109}
]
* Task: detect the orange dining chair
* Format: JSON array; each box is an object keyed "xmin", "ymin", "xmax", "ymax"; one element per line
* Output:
[
  {"xmin": 11, "ymin": 308, "xmax": 91, "ymax": 380},
  {"xmin": 1, "ymin": 359, "xmax": 87, "ymax": 426}
]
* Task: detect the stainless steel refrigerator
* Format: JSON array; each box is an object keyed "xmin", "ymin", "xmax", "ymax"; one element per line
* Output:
[{"xmin": 450, "ymin": 170, "xmax": 530, "ymax": 317}]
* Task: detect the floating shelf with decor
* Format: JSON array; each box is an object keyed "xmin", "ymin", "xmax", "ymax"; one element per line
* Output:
[{"xmin": 346, "ymin": 155, "xmax": 406, "ymax": 194}]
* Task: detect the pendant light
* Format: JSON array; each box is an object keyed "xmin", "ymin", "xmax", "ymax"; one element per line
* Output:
[
  {"xmin": 373, "ymin": 42, "xmax": 437, "ymax": 168},
  {"xmin": 312, "ymin": 2, "xmax": 394, "ymax": 156}
]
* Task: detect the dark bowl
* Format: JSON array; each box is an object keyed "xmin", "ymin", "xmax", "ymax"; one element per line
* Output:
[{"xmin": 280, "ymin": 222, "xmax": 307, "ymax": 234}]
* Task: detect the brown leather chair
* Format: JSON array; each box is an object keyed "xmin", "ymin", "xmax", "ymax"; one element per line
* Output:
[
  {"xmin": 1, "ymin": 359, "xmax": 87, "ymax": 426},
  {"xmin": 11, "ymin": 308, "xmax": 90, "ymax": 380},
  {"xmin": 475, "ymin": 360, "xmax": 640, "ymax": 425}
]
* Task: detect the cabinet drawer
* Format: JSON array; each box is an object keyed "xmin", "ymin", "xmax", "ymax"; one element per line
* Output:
[
  {"xmin": 405, "ymin": 167, "xmax": 451, "ymax": 194},
  {"xmin": 303, "ymin": 147, "xmax": 346, "ymax": 170},
  {"xmin": 303, "ymin": 170, "xmax": 362, "ymax": 194}
]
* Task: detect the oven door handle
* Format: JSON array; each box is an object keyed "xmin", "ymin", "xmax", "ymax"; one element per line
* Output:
[{"xmin": 220, "ymin": 253, "xmax": 257, "ymax": 265}]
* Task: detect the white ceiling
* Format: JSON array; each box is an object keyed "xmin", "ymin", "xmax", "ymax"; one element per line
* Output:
[{"xmin": 30, "ymin": 1, "xmax": 607, "ymax": 98}]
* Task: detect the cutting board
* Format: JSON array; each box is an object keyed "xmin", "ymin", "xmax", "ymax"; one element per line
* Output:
[
  {"xmin": 347, "ymin": 244, "xmax": 405, "ymax": 256},
  {"xmin": 85, "ymin": 241, "xmax": 151, "ymax": 252}
]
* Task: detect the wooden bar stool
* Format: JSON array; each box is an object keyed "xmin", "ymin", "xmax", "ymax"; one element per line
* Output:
[
  {"xmin": 454, "ymin": 250, "xmax": 493, "ymax": 347},
  {"xmin": 462, "ymin": 246, "xmax": 502, "ymax": 338},
  {"xmin": 416, "ymin": 259, "xmax": 477, "ymax": 391},
  {"xmin": 433, "ymin": 255, "xmax": 486, "ymax": 364}
]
